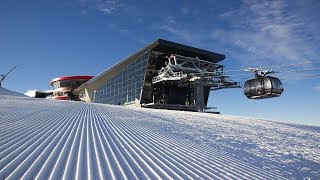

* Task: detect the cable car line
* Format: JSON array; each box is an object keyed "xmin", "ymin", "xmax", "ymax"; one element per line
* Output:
[
  {"xmin": 220, "ymin": 67, "xmax": 319, "ymax": 82},
  {"xmin": 231, "ymin": 72, "xmax": 320, "ymax": 82},
  {"xmin": 225, "ymin": 68, "xmax": 319, "ymax": 78},
  {"xmin": 280, "ymin": 72, "xmax": 320, "ymax": 78},
  {"xmin": 223, "ymin": 73, "xmax": 251, "ymax": 77},
  {"xmin": 223, "ymin": 65, "xmax": 319, "ymax": 79},
  {"xmin": 277, "ymin": 67, "xmax": 320, "ymax": 73},
  {"xmin": 223, "ymin": 60, "xmax": 320, "ymax": 73},
  {"xmin": 281, "ymin": 75, "xmax": 320, "ymax": 81},
  {"xmin": 266, "ymin": 60, "xmax": 320, "ymax": 69}
]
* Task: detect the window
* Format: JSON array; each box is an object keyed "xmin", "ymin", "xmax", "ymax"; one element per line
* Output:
[{"xmin": 94, "ymin": 51, "xmax": 149, "ymax": 104}]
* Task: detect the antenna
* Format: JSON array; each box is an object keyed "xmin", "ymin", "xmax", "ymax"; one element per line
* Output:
[{"xmin": 0, "ymin": 66, "xmax": 17, "ymax": 87}]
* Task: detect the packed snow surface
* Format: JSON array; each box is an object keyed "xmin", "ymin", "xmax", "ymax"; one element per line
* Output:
[
  {"xmin": 0, "ymin": 91, "xmax": 319, "ymax": 179},
  {"xmin": 0, "ymin": 87, "xmax": 26, "ymax": 97}
]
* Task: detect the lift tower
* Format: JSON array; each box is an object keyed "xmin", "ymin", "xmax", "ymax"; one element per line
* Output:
[{"xmin": 0, "ymin": 66, "xmax": 17, "ymax": 88}]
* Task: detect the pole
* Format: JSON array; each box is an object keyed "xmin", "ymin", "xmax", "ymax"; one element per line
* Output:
[{"xmin": 0, "ymin": 66, "xmax": 17, "ymax": 87}]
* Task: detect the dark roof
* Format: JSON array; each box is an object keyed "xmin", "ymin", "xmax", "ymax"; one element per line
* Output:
[{"xmin": 154, "ymin": 39, "xmax": 225, "ymax": 63}]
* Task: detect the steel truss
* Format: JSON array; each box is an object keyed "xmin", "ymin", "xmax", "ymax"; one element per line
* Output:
[
  {"xmin": 151, "ymin": 54, "xmax": 240, "ymax": 112},
  {"xmin": 152, "ymin": 54, "xmax": 239, "ymax": 90}
]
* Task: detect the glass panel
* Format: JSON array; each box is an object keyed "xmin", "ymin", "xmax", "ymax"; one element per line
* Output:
[
  {"xmin": 264, "ymin": 77, "xmax": 272, "ymax": 89},
  {"xmin": 271, "ymin": 77, "xmax": 283, "ymax": 90},
  {"xmin": 244, "ymin": 81, "xmax": 250, "ymax": 93},
  {"xmin": 255, "ymin": 78, "xmax": 263, "ymax": 91},
  {"xmin": 94, "ymin": 51, "xmax": 149, "ymax": 104}
]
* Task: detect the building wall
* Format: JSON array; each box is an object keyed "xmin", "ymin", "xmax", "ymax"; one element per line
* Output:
[{"xmin": 94, "ymin": 51, "xmax": 149, "ymax": 105}]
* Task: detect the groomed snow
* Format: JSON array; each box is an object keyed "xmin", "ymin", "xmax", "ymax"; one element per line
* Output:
[
  {"xmin": 0, "ymin": 87, "xmax": 26, "ymax": 97},
  {"xmin": 0, "ymin": 91, "xmax": 319, "ymax": 179}
]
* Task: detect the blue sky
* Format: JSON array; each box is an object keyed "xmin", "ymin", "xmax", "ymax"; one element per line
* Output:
[{"xmin": 1, "ymin": 0, "xmax": 319, "ymax": 125}]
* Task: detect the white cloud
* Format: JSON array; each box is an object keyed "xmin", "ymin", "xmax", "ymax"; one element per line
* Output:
[
  {"xmin": 158, "ymin": 0, "xmax": 319, "ymax": 70},
  {"xmin": 122, "ymin": 4, "xmax": 141, "ymax": 17},
  {"xmin": 160, "ymin": 25, "xmax": 195, "ymax": 44},
  {"xmin": 212, "ymin": 0, "xmax": 320, "ymax": 68},
  {"xmin": 95, "ymin": 0, "xmax": 142, "ymax": 18},
  {"xmin": 97, "ymin": 0, "xmax": 123, "ymax": 15},
  {"xmin": 156, "ymin": 0, "xmax": 319, "ymax": 84},
  {"xmin": 158, "ymin": 15, "xmax": 213, "ymax": 48},
  {"xmin": 181, "ymin": 7, "xmax": 189, "ymax": 15},
  {"xmin": 119, "ymin": 28, "xmax": 129, "ymax": 35}
]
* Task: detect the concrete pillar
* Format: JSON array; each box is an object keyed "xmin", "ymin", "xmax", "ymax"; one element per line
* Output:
[{"xmin": 85, "ymin": 87, "xmax": 95, "ymax": 103}]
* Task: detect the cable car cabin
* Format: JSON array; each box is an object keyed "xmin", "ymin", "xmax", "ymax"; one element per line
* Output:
[{"xmin": 244, "ymin": 76, "xmax": 284, "ymax": 99}]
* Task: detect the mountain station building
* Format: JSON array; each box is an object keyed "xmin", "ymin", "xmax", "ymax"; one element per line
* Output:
[{"xmin": 74, "ymin": 39, "xmax": 239, "ymax": 111}]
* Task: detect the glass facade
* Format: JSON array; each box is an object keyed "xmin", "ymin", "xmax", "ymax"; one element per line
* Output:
[{"xmin": 94, "ymin": 51, "xmax": 149, "ymax": 105}]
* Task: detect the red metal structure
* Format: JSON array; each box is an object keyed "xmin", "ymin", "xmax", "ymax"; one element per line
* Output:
[{"xmin": 50, "ymin": 75, "xmax": 94, "ymax": 100}]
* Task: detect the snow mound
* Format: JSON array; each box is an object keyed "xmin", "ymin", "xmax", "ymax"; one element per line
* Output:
[
  {"xmin": 24, "ymin": 90, "xmax": 37, "ymax": 97},
  {"xmin": 0, "ymin": 87, "xmax": 26, "ymax": 97},
  {"xmin": 0, "ymin": 96, "xmax": 319, "ymax": 179}
]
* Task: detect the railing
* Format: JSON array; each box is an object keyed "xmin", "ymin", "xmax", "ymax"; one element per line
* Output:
[
  {"xmin": 167, "ymin": 54, "xmax": 222, "ymax": 73},
  {"xmin": 152, "ymin": 71, "xmax": 187, "ymax": 84}
]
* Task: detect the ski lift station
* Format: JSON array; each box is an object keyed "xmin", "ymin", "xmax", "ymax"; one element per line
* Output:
[{"xmin": 72, "ymin": 39, "xmax": 240, "ymax": 112}]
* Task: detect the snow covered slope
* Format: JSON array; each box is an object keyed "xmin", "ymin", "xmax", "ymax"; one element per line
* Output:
[
  {"xmin": 0, "ymin": 87, "xmax": 26, "ymax": 97},
  {"xmin": 0, "ymin": 95, "xmax": 319, "ymax": 179}
]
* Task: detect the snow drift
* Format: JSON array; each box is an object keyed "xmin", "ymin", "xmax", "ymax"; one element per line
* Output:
[{"xmin": 0, "ymin": 93, "xmax": 319, "ymax": 179}]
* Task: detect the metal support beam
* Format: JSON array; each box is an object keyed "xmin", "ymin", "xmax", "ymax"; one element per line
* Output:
[{"xmin": 195, "ymin": 80, "xmax": 205, "ymax": 112}]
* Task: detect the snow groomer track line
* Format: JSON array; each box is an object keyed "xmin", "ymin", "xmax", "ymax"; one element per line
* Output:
[{"xmin": 0, "ymin": 93, "xmax": 319, "ymax": 179}]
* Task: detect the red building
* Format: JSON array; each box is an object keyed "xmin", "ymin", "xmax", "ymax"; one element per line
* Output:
[{"xmin": 50, "ymin": 75, "xmax": 94, "ymax": 100}]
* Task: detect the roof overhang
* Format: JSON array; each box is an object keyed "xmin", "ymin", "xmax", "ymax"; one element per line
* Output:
[
  {"xmin": 50, "ymin": 75, "xmax": 94, "ymax": 85},
  {"xmin": 154, "ymin": 39, "xmax": 225, "ymax": 63}
]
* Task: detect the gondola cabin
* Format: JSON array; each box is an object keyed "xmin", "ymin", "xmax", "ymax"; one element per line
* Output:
[{"xmin": 244, "ymin": 76, "xmax": 284, "ymax": 99}]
